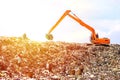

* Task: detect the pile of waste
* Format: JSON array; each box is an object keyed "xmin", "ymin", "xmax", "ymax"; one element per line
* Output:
[{"xmin": 0, "ymin": 36, "xmax": 120, "ymax": 80}]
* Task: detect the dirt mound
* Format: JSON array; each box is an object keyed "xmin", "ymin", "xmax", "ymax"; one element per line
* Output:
[{"xmin": 0, "ymin": 37, "xmax": 120, "ymax": 80}]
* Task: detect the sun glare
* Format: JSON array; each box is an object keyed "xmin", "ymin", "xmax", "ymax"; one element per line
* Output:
[{"xmin": 26, "ymin": 33, "xmax": 47, "ymax": 41}]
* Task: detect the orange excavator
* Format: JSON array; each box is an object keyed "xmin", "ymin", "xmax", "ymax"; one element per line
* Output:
[{"xmin": 45, "ymin": 10, "xmax": 110, "ymax": 44}]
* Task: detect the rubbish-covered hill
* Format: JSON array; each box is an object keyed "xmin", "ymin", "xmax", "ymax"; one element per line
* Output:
[{"xmin": 0, "ymin": 36, "xmax": 120, "ymax": 80}]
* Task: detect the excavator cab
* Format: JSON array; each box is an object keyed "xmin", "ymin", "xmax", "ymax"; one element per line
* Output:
[{"xmin": 46, "ymin": 10, "xmax": 110, "ymax": 45}]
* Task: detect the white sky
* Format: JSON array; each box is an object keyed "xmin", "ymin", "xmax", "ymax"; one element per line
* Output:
[{"xmin": 0, "ymin": 0, "xmax": 120, "ymax": 44}]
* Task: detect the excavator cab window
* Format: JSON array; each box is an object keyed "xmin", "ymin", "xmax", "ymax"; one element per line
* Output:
[
  {"xmin": 96, "ymin": 33, "xmax": 99, "ymax": 38},
  {"xmin": 90, "ymin": 33, "xmax": 99, "ymax": 43}
]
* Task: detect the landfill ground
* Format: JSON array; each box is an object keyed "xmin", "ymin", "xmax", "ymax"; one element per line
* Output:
[{"xmin": 0, "ymin": 36, "xmax": 120, "ymax": 80}]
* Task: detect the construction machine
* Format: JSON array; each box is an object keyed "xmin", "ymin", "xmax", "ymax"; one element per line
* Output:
[{"xmin": 45, "ymin": 10, "xmax": 110, "ymax": 44}]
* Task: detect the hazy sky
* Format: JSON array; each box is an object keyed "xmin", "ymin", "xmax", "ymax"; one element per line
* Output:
[{"xmin": 0, "ymin": 0, "xmax": 120, "ymax": 44}]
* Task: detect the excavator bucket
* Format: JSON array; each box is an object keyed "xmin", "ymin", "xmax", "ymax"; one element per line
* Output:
[{"xmin": 45, "ymin": 34, "xmax": 53, "ymax": 40}]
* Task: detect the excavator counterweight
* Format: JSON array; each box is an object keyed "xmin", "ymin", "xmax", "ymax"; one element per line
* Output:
[{"xmin": 46, "ymin": 10, "xmax": 110, "ymax": 44}]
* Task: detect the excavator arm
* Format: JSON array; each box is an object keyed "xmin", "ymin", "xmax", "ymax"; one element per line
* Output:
[{"xmin": 46, "ymin": 10, "xmax": 110, "ymax": 44}]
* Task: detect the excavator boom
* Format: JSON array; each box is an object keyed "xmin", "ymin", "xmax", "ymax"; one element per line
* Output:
[
  {"xmin": 46, "ymin": 10, "xmax": 110, "ymax": 44},
  {"xmin": 48, "ymin": 10, "xmax": 71, "ymax": 34}
]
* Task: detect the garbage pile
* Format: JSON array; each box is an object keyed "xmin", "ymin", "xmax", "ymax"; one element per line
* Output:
[{"xmin": 0, "ymin": 36, "xmax": 120, "ymax": 80}]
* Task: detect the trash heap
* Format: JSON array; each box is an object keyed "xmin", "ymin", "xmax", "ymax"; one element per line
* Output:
[{"xmin": 0, "ymin": 36, "xmax": 120, "ymax": 80}]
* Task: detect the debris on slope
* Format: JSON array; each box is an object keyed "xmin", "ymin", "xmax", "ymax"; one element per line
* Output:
[{"xmin": 0, "ymin": 36, "xmax": 120, "ymax": 80}]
